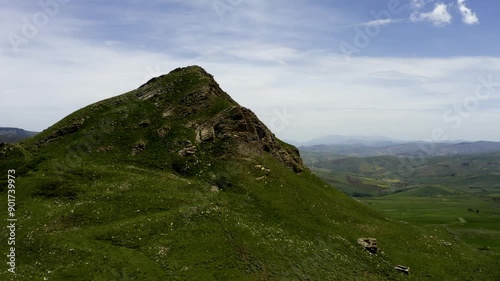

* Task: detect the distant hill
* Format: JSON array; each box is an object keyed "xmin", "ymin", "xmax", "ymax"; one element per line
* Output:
[
  {"xmin": 0, "ymin": 127, "xmax": 38, "ymax": 143},
  {"xmin": 300, "ymin": 141, "xmax": 500, "ymax": 158},
  {"xmin": 298, "ymin": 135, "xmax": 396, "ymax": 146},
  {"xmin": 436, "ymin": 141, "xmax": 500, "ymax": 155}
]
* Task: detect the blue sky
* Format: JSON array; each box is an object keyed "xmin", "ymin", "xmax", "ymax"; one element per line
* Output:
[{"xmin": 1, "ymin": 0, "xmax": 499, "ymax": 142}]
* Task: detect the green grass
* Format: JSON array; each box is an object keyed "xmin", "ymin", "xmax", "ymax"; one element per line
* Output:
[
  {"xmin": 3, "ymin": 156, "xmax": 499, "ymax": 280},
  {"xmin": 1, "ymin": 66, "xmax": 499, "ymax": 280},
  {"xmin": 360, "ymin": 194, "xmax": 500, "ymax": 255}
]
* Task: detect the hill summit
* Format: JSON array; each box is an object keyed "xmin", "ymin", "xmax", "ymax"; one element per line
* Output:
[
  {"xmin": 1, "ymin": 66, "xmax": 499, "ymax": 280},
  {"xmin": 33, "ymin": 65, "xmax": 304, "ymax": 175}
]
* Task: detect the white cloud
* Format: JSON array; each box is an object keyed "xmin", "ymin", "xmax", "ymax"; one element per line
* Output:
[
  {"xmin": 104, "ymin": 40, "xmax": 123, "ymax": 46},
  {"xmin": 3, "ymin": 35, "xmax": 499, "ymax": 142},
  {"xmin": 411, "ymin": 0, "xmax": 426, "ymax": 9},
  {"xmin": 411, "ymin": 0, "xmax": 437, "ymax": 10},
  {"xmin": 457, "ymin": 0, "xmax": 479, "ymax": 25},
  {"xmin": 359, "ymin": 19, "xmax": 399, "ymax": 27},
  {"xmin": 411, "ymin": 3, "xmax": 452, "ymax": 26},
  {"xmin": 1, "ymin": 1, "xmax": 499, "ymax": 142}
]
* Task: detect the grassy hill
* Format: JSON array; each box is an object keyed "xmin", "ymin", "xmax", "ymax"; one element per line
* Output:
[{"xmin": 1, "ymin": 66, "xmax": 499, "ymax": 280}]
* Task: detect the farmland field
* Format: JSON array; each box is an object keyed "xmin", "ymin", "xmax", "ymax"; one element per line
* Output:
[{"xmin": 361, "ymin": 194, "xmax": 500, "ymax": 256}]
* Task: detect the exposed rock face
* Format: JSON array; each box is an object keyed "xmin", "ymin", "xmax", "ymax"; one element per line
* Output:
[
  {"xmin": 30, "ymin": 65, "xmax": 306, "ymax": 175},
  {"xmin": 357, "ymin": 238, "xmax": 378, "ymax": 254},
  {"xmin": 36, "ymin": 117, "xmax": 86, "ymax": 146},
  {"xmin": 196, "ymin": 126, "xmax": 215, "ymax": 143},
  {"xmin": 157, "ymin": 126, "xmax": 170, "ymax": 139},
  {"xmin": 135, "ymin": 65, "xmax": 305, "ymax": 174},
  {"xmin": 178, "ymin": 141, "xmax": 197, "ymax": 156},
  {"xmin": 138, "ymin": 120, "xmax": 151, "ymax": 128},
  {"xmin": 162, "ymin": 108, "xmax": 175, "ymax": 118},
  {"xmin": 137, "ymin": 66, "xmax": 236, "ymax": 106},
  {"xmin": 394, "ymin": 265, "xmax": 410, "ymax": 274},
  {"xmin": 132, "ymin": 140, "xmax": 147, "ymax": 155},
  {"xmin": 195, "ymin": 106, "xmax": 305, "ymax": 173}
]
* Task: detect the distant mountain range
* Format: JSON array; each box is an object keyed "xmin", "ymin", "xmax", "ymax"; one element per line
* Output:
[
  {"xmin": 0, "ymin": 127, "xmax": 38, "ymax": 143},
  {"xmin": 291, "ymin": 134, "xmax": 397, "ymax": 147},
  {"xmin": 300, "ymin": 140, "xmax": 500, "ymax": 157}
]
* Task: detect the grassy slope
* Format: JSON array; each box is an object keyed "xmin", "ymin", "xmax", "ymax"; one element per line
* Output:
[
  {"xmin": 1, "ymin": 67, "xmax": 499, "ymax": 280},
  {"xmin": 2, "ymin": 150, "xmax": 500, "ymax": 280}
]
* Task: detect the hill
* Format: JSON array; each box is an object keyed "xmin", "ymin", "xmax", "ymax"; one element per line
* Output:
[
  {"xmin": 1, "ymin": 66, "xmax": 499, "ymax": 280},
  {"xmin": 298, "ymin": 135, "xmax": 395, "ymax": 147},
  {"xmin": 0, "ymin": 127, "xmax": 38, "ymax": 143}
]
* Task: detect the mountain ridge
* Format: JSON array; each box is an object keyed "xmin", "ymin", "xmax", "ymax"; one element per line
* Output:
[
  {"xmin": 301, "ymin": 140, "xmax": 500, "ymax": 158},
  {"xmin": 0, "ymin": 127, "xmax": 38, "ymax": 143}
]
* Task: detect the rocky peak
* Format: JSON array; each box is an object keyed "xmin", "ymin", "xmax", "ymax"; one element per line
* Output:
[
  {"xmin": 138, "ymin": 66, "xmax": 305, "ymax": 173},
  {"xmin": 29, "ymin": 65, "xmax": 305, "ymax": 174},
  {"xmin": 136, "ymin": 65, "xmax": 237, "ymax": 104},
  {"xmin": 193, "ymin": 106, "xmax": 305, "ymax": 173}
]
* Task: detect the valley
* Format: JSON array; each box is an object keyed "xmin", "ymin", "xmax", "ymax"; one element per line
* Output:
[{"xmin": 301, "ymin": 145, "xmax": 500, "ymax": 257}]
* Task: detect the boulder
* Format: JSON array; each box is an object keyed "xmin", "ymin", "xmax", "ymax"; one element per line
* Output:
[
  {"xmin": 394, "ymin": 265, "xmax": 410, "ymax": 274},
  {"xmin": 357, "ymin": 238, "xmax": 378, "ymax": 254},
  {"xmin": 178, "ymin": 141, "xmax": 197, "ymax": 156},
  {"xmin": 132, "ymin": 140, "xmax": 147, "ymax": 155}
]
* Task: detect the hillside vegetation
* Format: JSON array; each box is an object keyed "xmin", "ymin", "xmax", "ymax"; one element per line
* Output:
[{"xmin": 1, "ymin": 66, "xmax": 499, "ymax": 280}]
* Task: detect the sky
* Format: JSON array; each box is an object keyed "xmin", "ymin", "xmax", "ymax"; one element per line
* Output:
[{"xmin": 1, "ymin": 0, "xmax": 500, "ymax": 142}]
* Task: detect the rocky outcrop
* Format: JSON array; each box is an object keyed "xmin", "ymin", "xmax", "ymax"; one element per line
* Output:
[
  {"xmin": 135, "ymin": 66, "xmax": 306, "ymax": 174},
  {"xmin": 157, "ymin": 126, "xmax": 170, "ymax": 139},
  {"xmin": 357, "ymin": 238, "xmax": 378, "ymax": 254},
  {"xmin": 394, "ymin": 265, "xmax": 410, "ymax": 274},
  {"xmin": 36, "ymin": 117, "xmax": 86, "ymax": 146},
  {"xmin": 138, "ymin": 120, "xmax": 151, "ymax": 128},
  {"xmin": 195, "ymin": 106, "xmax": 305, "ymax": 173},
  {"xmin": 132, "ymin": 140, "xmax": 147, "ymax": 155},
  {"xmin": 196, "ymin": 126, "xmax": 215, "ymax": 143},
  {"xmin": 178, "ymin": 141, "xmax": 197, "ymax": 156},
  {"xmin": 163, "ymin": 108, "xmax": 175, "ymax": 118}
]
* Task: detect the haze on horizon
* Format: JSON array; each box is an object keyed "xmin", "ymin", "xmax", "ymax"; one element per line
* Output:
[{"xmin": 1, "ymin": 0, "xmax": 500, "ymax": 142}]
